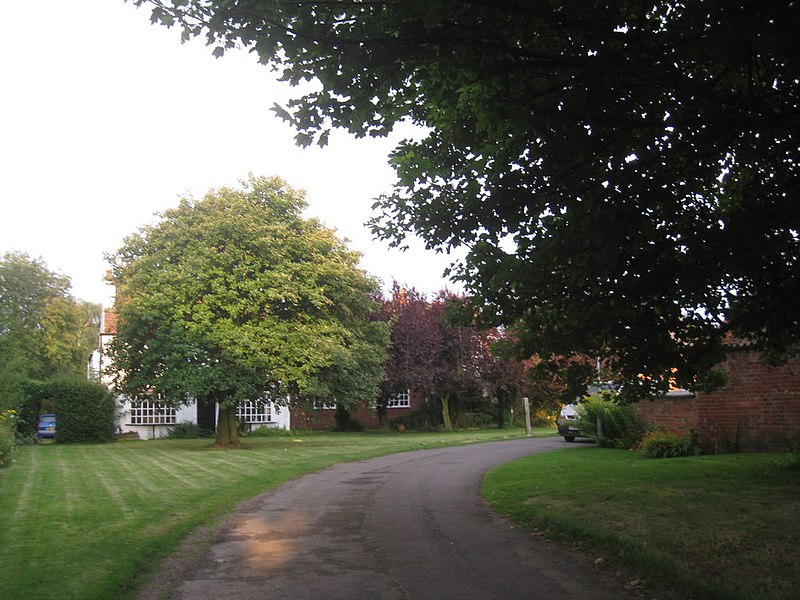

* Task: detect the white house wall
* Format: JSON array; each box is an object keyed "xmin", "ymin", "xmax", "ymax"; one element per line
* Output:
[
  {"xmin": 115, "ymin": 399, "xmax": 291, "ymax": 440},
  {"xmin": 115, "ymin": 399, "xmax": 197, "ymax": 440}
]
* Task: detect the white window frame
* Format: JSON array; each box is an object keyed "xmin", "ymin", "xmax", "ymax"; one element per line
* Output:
[
  {"xmin": 128, "ymin": 398, "xmax": 176, "ymax": 425},
  {"xmin": 313, "ymin": 400, "xmax": 337, "ymax": 410},
  {"xmin": 387, "ymin": 390, "xmax": 411, "ymax": 409},
  {"xmin": 236, "ymin": 400, "xmax": 273, "ymax": 423}
]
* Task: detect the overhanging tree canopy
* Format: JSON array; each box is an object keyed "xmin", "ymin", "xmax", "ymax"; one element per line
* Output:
[
  {"xmin": 107, "ymin": 175, "xmax": 389, "ymax": 446},
  {"xmin": 133, "ymin": 1, "xmax": 799, "ymax": 393}
]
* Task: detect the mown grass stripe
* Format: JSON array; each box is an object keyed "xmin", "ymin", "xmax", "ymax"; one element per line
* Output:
[
  {"xmin": 0, "ymin": 452, "xmax": 41, "ymax": 582},
  {"xmin": 93, "ymin": 446, "xmax": 171, "ymax": 498},
  {"xmin": 131, "ymin": 449, "xmax": 222, "ymax": 492},
  {"xmin": 77, "ymin": 447, "xmax": 135, "ymax": 521},
  {"xmin": 9, "ymin": 444, "xmax": 37, "ymax": 524},
  {"xmin": 205, "ymin": 451, "xmax": 270, "ymax": 468},
  {"xmin": 54, "ymin": 446, "xmax": 79, "ymax": 518},
  {"xmin": 154, "ymin": 448, "xmax": 239, "ymax": 482},
  {"xmin": 151, "ymin": 449, "xmax": 251, "ymax": 485}
]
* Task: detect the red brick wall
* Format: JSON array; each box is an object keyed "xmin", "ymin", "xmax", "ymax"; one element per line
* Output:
[
  {"xmin": 635, "ymin": 395, "xmax": 699, "ymax": 436},
  {"xmin": 290, "ymin": 391, "xmax": 423, "ymax": 431},
  {"xmin": 635, "ymin": 351, "xmax": 800, "ymax": 453},
  {"xmin": 291, "ymin": 404, "xmax": 382, "ymax": 430},
  {"xmin": 697, "ymin": 351, "xmax": 800, "ymax": 453}
]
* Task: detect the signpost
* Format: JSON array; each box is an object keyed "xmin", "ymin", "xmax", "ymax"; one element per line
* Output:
[{"xmin": 522, "ymin": 397, "xmax": 532, "ymax": 437}]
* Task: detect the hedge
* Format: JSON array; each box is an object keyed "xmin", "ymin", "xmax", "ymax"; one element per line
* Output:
[{"xmin": 48, "ymin": 377, "xmax": 116, "ymax": 443}]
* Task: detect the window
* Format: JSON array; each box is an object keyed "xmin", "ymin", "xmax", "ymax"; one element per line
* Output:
[
  {"xmin": 128, "ymin": 399, "xmax": 176, "ymax": 425},
  {"xmin": 387, "ymin": 390, "xmax": 410, "ymax": 409},
  {"xmin": 313, "ymin": 400, "xmax": 337, "ymax": 410},
  {"xmin": 236, "ymin": 400, "xmax": 273, "ymax": 423}
]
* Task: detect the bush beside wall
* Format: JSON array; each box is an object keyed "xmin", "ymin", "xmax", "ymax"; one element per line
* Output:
[{"xmin": 577, "ymin": 392, "xmax": 644, "ymax": 449}]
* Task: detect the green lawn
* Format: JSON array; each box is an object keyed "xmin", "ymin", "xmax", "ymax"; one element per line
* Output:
[
  {"xmin": 0, "ymin": 428, "xmax": 542, "ymax": 600},
  {"xmin": 483, "ymin": 445, "xmax": 800, "ymax": 600},
  {"xmin": 5, "ymin": 433, "xmax": 796, "ymax": 600}
]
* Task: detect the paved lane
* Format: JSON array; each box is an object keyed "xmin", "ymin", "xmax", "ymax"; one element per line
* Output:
[{"xmin": 148, "ymin": 437, "xmax": 634, "ymax": 599}]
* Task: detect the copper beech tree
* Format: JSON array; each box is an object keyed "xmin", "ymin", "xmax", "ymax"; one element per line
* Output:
[
  {"xmin": 379, "ymin": 285, "xmax": 546, "ymax": 430},
  {"xmin": 378, "ymin": 286, "xmax": 488, "ymax": 430}
]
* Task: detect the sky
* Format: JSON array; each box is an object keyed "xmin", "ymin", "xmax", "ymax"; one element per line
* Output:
[{"xmin": 0, "ymin": 0, "xmax": 461, "ymax": 307}]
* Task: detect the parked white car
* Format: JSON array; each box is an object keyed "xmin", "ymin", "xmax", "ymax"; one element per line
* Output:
[{"xmin": 556, "ymin": 403, "xmax": 582, "ymax": 442}]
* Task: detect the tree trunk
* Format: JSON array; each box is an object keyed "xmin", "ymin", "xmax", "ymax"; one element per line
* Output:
[
  {"xmin": 441, "ymin": 393, "xmax": 453, "ymax": 432},
  {"xmin": 596, "ymin": 413, "xmax": 604, "ymax": 446},
  {"xmin": 376, "ymin": 401, "xmax": 388, "ymax": 430},
  {"xmin": 334, "ymin": 404, "xmax": 351, "ymax": 431},
  {"xmin": 214, "ymin": 405, "xmax": 241, "ymax": 448},
  {"xmin": 495, "ymin": 393, "xmax": 512, "ymax": 428}
]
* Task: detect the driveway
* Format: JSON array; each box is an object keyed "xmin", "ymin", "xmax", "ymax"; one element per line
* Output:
[{"xmin": 138, "ymin": 437, "xmax": 638, "ymax": 599}]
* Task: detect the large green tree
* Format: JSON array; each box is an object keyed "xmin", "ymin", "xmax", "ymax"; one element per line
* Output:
[
  {"xmin": 107, "ymin": 175, "xmax": 389, "ymax": 447},
  {"xmin": 0, "ymin": 252, "xmax": 99, "ymax": 407},
  {"xmin": 133, "ymin": 1, "xmax": 799, "ymax": 394}
]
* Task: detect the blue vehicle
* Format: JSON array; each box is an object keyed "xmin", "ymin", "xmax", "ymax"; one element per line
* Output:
[{"xmin": 37, "ymin": 414, "xmax": 56, "ymax": 439}]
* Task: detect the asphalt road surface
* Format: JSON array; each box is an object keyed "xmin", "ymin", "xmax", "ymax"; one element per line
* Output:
[{"xmin": 141, "ymin": 437, "xmax": 638, "ymax": 600}]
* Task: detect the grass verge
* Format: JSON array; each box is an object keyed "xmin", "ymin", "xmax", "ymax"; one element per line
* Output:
[
  {"xmin": 482, "ymin": 445, "xmax": 800, "ymax": 600},
  {"xmin": 0, "ymin": 427, "xmax": 547, "ymax": 600}
]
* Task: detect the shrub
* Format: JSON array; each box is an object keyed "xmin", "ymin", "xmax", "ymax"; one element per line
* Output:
[
  {"xmin": 576, "ymin": 391, "xmax": 644, "ymax": 449},
  {"xmin": 167, "ymin": 421, "xmax": 202, "ymax": 439},
  {"xmin": 47, "ymin": 377, "xmax": 116, "ymax": 443},
  {"xmin": 455, "ymin": 411, "xmax": 495, "ymax": 429},
  {"xmin": 639, "ymin": 430, "xmax": 701, "ymax": 458},
  {"xmin": 246, "ymin": 425, "xmax": 293, "ymax": 437},
  {"xmin": 391, "ymin": 405, "xmax": 441, "ymax": 432},
  {"xmin": 0, "ymin": 409, "xmax": 17, "ymax": 466}
]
